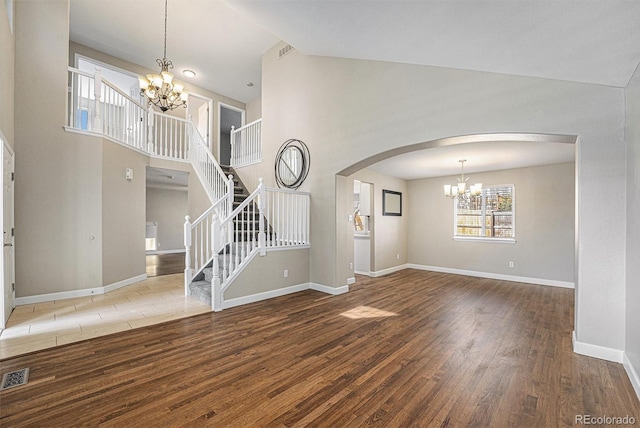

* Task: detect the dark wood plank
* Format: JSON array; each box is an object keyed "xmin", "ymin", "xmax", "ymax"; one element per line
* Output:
[
  {"xmin": 146, "ymin": 253, "xmax": 185, "ymax": 277},
  {"xmin": 1, "ymin": 270, "xmax": 638, "ymax": 427}
]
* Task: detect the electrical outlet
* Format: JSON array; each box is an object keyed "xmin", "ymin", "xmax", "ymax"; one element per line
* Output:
[
  {"xmin": 284, "ymin": 269, "xmax": 289, "ymax": 278},
  {"xmin": 397, "ymin": 254, "xmax": 400, "ymax": 260},
  {"xmin": 509, "ymin": 261, "xmax": 514, "ymax": 268},
  {"xmin": 349, "ymin": 262, "xmax": 353, "ymax": 270}
]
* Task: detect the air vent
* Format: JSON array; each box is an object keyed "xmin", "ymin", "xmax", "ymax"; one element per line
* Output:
[
  {"xmin": 1, "ymin": 368, "xmax": 30, "ymax": 391},
  {"xmin": 279, "ymin": 44, "xmax": 294, "ymax": 59}
]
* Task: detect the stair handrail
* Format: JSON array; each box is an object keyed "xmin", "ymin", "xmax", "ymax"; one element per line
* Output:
[
  {"xmin": 183, "ymin": 176, "xmax": 234, "ymax": 292},
  {"xmin": 230, "ymin": 118, "xmax": 262, "ymax": 168},
  {"xmin": 188, "ymin": 120, "xmax": 230, "ymax": 205},
  {"xmin": 210, "ymin": 178, "xmax": 265, "ymax": 310},
  {"xmin": 67, "ymin": 66, "xmax": 148, "ymax": 151}
]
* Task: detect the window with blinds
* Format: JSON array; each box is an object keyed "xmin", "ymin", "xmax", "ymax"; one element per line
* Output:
[{"xmin": 454, "ymin": 185, "xmax": 515, "ymax": 240}]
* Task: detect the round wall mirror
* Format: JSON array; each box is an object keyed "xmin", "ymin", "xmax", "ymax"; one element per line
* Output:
[{"xmin": 275, "ymin": 139, "xmax": 310, "ymax": 189}]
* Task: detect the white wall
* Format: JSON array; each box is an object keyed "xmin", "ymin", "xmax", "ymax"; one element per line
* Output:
[
  {"xmin": 260, "ymin": 42, "xmax": 627, "ymax": 354},
  {"xmin": 625, "ymin": 61, "xmax": 640, "ymax": 392},
  {"xmin": 146, "ymin": 186, "xmax": 188, "ymax": 252},
  {"xmin": 407, "ymin": 163, "xmax": 574, "ymax": 283}
]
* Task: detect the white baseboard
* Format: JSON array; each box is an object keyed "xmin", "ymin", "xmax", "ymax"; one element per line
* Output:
[
  {"xmin": 369, "ymin": 264, "xmax": 409, "ymax": 278},
  {"xmin": 310, "ymin": 282, "xmax": 349, "ymax": 295},
  {"xmin": 222, "ymin": 283, "xmax": 309, "ymax": 310},
  {"xmin": 347, "ymin": 277, "xmax": 356, "ymax": 285},
  {"xmin": 354, "ymin": 270, "xmax": 369, "ymax": 276},
  {"xmin": 146, "ymin": 249, "xmax": 185, "ymax": 255},
  {"xmin": 221, "ymin": 281, "xmax": 349, "ymax": 310},
  {"xmin": 407, "ymin": 264, "xmax": 574, "ymax": 289},
  {"xmin": 572, "ymin": 331, "xmax": 624, "ymax": 363},
  {"xmin": 15, "ymin": 274, "xmax": 147, "ymax": 306},
  {"xmin": 623, "ymin": 353, "xmax": 640, "ymax": 402}
]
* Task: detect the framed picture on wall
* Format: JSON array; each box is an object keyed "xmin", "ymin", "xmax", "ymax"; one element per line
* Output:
[{"xmin": 382, "ymin": 189, "xmax": 402, "ymax": 216}]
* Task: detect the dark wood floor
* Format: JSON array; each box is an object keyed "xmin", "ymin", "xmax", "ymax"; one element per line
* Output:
[
  {"xmin": 1, "ymin": 270, "xmax": 638, "ymax": 427},
  {"xmin": 146, "ymin": 252, "xmax": 185, "ymax": 277}
]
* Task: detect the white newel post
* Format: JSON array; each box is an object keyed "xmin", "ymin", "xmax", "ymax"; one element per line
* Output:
[
  {"xmin": 230, "ymin": 126, "xmax": 235, "ymax": 167},
  {"xmin": 93, "ymin": 69, "xmax": 102, "ymax": 131},
  {"xmin": 212, "ymin": 214, "xmax": 222, "ymax": 312},
  {"xmin": 147, "ymin": 105, "xmax": 155, "ymax": 154},
  {"xmin": 226, "ymin": 175, "xmax": 235, "ymax": 247},
  {"xmin": 258, "ymin": 177, "xmax": 266, "ymax": 256},
  {"xmin": 184, "ymin": 215, "xmax": 193, "ymax": 295}
]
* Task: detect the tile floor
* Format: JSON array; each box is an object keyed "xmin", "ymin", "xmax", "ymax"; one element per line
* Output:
[{"xmin": 0, "ymin": 273, "xmax": 210, "ymax": 359}]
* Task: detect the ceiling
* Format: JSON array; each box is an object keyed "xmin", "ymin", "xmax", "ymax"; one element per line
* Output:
[
  {"xmin": 70, "ymin": 1, "xmax": 640, "ymax": 178},
  {"xmin": 146, "ymin": 167, "xmax": 188, "ymax": 190}
]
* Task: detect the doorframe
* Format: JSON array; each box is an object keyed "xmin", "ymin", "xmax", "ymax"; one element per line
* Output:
[
  {"xmin": 1, "ymin": 130, "xmax": 15, "ymax": 330},
  {"xmin": 187, "ymin": 92, "xmax": 214, "ymax": 152},
  {"xmin": 217, "ymin": 102, "xmax": 245, "ymax": 165}
]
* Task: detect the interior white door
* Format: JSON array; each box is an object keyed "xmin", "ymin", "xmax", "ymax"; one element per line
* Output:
[{"xmin": 2, "ymin": 143, "xmax": 15, "ymax": 329}]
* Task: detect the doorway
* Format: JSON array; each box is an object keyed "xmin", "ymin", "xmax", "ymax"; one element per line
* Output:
[
  {"xmin": 1, "ymin": 135, "xmax": 15, "ymax": 329},
  {"xmin": 188, "ymin": 93, "xmax": 213, "ymax": 151},
  {"xmin": 218, "ymin": 103, "xmax": 245, "ymax": 166},
  {"xmin": 145, "ymin": 166, "xmax": 188, "ymax": 277}
]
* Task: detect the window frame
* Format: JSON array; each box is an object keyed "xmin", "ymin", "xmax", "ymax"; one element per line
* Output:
[{"xmin": 452, "ymin": 183, "xmax": 516, "ymax": 243}]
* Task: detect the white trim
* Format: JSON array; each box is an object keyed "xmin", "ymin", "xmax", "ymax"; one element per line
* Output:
[
  {"xmin": 265, "ymin": 244, "xmax": 311, "ymax": 252},
  {"xmin": 347, "ymin": 277, "xmax": 356, "ymax": 285},
  {"xmin": 369, "ymin": 264, "xmax": 409, "ymax": 278},
  {"xmin": 146, "ymin": 249, "xmax": 186, "ymax": 255},
  {"xmin": 572, "ymin": 331, "xmax": 624, "ymax": 363},
  {"xmin": 407, "ymin": 264, "xmax": 575, "ymax": 289},
  {"xmin": 15, "ymin": 274, "xmax": 147, "ymax": 306},
  {"xmin": 453, "ymin": 237, "xmax": 516, "ymax": 244},
  {"xmin": 221, "ymin": 281, "xmax": 349, "ymax": 310},
  {"xmin": 623, "ymin": 353, "xmax": 640, "ymax": 402},
  {"xmin": 354, "ymin": 270, "xmax": 369, "ymax": 276},
  {"xmin": 222, "ymin": 282, "xmax": 309, "ymax": 309},
  {"xmin": 309, "ymin": 283, "xmax": 350, "ymax": 295}
]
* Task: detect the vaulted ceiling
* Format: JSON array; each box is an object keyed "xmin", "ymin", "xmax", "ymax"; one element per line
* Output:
[{"xmin": 70, "ymin": 0, "xmax": 640, "ymax": 177}]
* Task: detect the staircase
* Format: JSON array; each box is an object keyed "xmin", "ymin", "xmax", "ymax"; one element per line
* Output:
[
  {"xmin": 188, "ymin": 165, "xmax": 255, "ymax": 306},
  {"xmin": 67, "ymin": 66, "xmax": 310, "ymax": 312}
]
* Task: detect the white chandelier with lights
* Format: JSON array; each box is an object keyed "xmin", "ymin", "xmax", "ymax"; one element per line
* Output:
[
  {"xmin": 138, "ymin": 0, "xmax": 188, "ymax": 112},
  {"xmin": 443, "ymin": 159, "xmax": 482, "ymax": 198}
]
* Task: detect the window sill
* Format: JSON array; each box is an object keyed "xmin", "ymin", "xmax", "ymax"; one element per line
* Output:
[{"xmin": 453, "ymin": 236, "xmax": 516, "ymax": 244}]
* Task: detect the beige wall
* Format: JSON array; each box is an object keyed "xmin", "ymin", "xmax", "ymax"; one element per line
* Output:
[
  {"xmin": 408, "ymin": 163, "xmax": 575, "ymax": 282},
  {"xmin": 260, "ymin": 42, "xmax": 626, "ymax": 353},
  {"xmin": 15, "ymin": 0, "xmax": 104, "ymax": 297},
  {"xmin": 0, "ymin": 0, "xmax": 14, "ymax": 148},
  {"xmin": 625, "ymin": 60, "xmax": 640, "ymax": 383},
  {"xmin": 146, "ymin": 187, "xmax": 188, "ymax": 252},
  {"xmin": 102, "ymin": 141, "xmax": 147, "ymax": 286},
  {"xmin": 224, "ymin": 249, "xmax": 310, "ymax": 300},
  {"xmin": 246, "ymin": 96, "xmax": 262, "ymax": 123}
]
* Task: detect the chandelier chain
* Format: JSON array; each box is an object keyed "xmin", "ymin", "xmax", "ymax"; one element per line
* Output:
[{"xmin": 163, "ymin": 0, "xmax": 168, "ymax": 60}]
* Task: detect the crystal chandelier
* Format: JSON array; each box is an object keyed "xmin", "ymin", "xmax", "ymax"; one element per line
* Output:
[
  {"xmin": 443, "ymin": 160, "xmax": 482, "ymax": 198},
  {"xmin": 138, "ymin": 0, "xmax": 188, "ymax": 112}
]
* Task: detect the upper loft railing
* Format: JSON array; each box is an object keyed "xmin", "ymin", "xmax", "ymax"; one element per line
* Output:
[
  {"xmin": 66, "ymin": 66, "xmax": 228, "ymax": 205},
  {"xmin": 230, "ymin": 119, "xmax": 262, "ymax": 168}
]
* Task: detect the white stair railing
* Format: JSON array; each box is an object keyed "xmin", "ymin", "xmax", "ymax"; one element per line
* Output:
[
  {"xmin": 183, "ymin": 178, "xmax": 234, "ymax": 293},
  {"xmin": 67, "ymin": 67, "xmax": 147, "ymax": 152},
  {"xmin": 150, "ymin": 113, "xmax": 190, "ymax": 160},
  {"xmin": 204, "ymin": 179, "xmax": 310, "ymax": 311},
  {"xmin": 230, "ymin": 119, "xmax": 262, "ymax": 168},
  {"xmin": 188, "ymin": 124, "xmax": 230, "ymax": 204}
]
